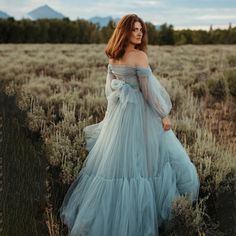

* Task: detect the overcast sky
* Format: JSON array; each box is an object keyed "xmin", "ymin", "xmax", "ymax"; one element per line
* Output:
[{"xmin": 0, "ymin": 0, "xmax": 235, "ymax": 30}]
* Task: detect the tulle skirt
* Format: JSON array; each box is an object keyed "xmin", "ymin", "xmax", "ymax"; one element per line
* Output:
[{"xmin": 59, "ymin": 83, "xmax": 200, "ymax": 236}]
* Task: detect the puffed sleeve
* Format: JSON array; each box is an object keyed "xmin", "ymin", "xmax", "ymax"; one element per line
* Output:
[
  {"xmin": 137, "ymin": 66, "xmax": 172, "ymax": 119},
  {"xmin": 105, "ymin": 64, "xmax": 115, "ymax": 99}
]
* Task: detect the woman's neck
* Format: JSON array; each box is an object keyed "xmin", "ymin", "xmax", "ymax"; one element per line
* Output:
[{"xmin": 125, "ymin": 43, "xmax": 136, "ymax": 53}]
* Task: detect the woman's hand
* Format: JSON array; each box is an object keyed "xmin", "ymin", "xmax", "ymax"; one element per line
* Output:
[{"xmin": 162, "ymin": 116, "xmax": 171, "ymax": 131}]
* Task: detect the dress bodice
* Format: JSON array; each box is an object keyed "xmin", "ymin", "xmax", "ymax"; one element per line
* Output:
[
  {"xmin": 106, "ymin": 63, "xmax": 172, "ymax": 119},
  {"xmin": 108, "ymin": 63, "xmax": 151, "ymax": 89}
]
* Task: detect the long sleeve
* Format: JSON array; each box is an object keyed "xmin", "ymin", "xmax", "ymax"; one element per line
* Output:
[
  {"xmin": 137, "ymin": 66, "xmax": 172, "ymax": 119},
  {"xmin": 105, "ymin": 64, "xmax": 116, "ymax": 99}
]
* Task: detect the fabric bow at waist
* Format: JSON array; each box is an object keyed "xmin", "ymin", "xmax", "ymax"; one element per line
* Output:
[
  {"xmin": 107, "ymin": 79, "xmax": 139, "ymax": 110},
  {"xmin": 110, "ymin": 79, "xmax": 126, "ymax": 90}
]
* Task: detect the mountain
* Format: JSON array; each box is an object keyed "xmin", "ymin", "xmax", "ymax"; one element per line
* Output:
[
  {"xmin": 25, "ymin": 4, "xmax": 65, "ymax": 20},
  {"xmin": 88, "ymin": 16, "xmax": 161, "ymax": 30},
  {"xmin": 88, "ymin": 16, "xmax": 120, "ymax": 27},
  {"xmin": 0, "ymin": 8, "xmax": 163, "ymax": 31},
  {"xmin": 0, "ymin": 10, "xmax": 11, "ymax": 19}
]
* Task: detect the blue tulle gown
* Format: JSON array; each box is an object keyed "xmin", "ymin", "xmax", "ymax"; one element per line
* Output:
[{"xmin": 59, "ymin": 63, "xmax": 200, "ymax": 236}]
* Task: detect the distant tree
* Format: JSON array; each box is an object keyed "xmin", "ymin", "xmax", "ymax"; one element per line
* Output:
[
  {"xmin": 211, "ymin": 29, "xmax": 226, "ymax": 44},
  {"xmin": 0, "ymin": 20, "xmax": 7, "ymax": 42},
  {"xmin": 37, "ymin": 20, "xmax": 49, "ymax": 42},
  {"xmin": 228, "ymin": 22, "xmax": 232, "ymax": 31},
  {"xmin": 226, "ymin": 22, "xmax": 235, "ymax": 44},
  {"xmin": 7, "ymin": 18, "xmax": 21, "ymax": 42},
  {"xmin": 63, "ymin": 17, "xmax": 70, "ymax": 23},
  {"xmin": 7, "ymin": 17, "xmax": 15, "ymax": 22},
  {"xmin": 20, "ymin": 19, "xmax": 40, "ymax": 43},
  {"xmin": 208, "ymin": 24, "xmax": 214, "ymax": 44},
  {"xmin": 101, "ymin": 20, "xmax": 115, "ymax": 43},
  {"xmin": 158, "ymin": 23, "xmax": 175, "ymax": 45},
  {"xmin": 145, "ymin": 22, "xmax": 159, "ymax": 44},
  {"xmin": 175, "ymin": 31, "xmax": 188, "ymax": 45},
  {"xmin": 47, "ymin": 19, "xmax": 63, "ymax": 43},
  {"xmin": 0, "ymin": 18, "xmax": 235, "ymax": 44},
  {"xmin": 209, "ymin": 24, "xmax": 213, "ymax": 32},
  {"xmin": 192, "ymin": 30, "xmax": 209, "ymax": 44},
  {"xmin": 175, "ymin": 29, "xmax": 192, "ymax": 45}
]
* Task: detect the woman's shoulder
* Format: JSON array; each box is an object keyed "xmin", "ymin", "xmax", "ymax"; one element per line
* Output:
[
  {"xmin": 133, "ymin": 50, "xmax": 148, "ymax": 60},
  {"xmin": 108, "ymin": 50, "xmax": 148, "ymax": 67},
  {"xmin": 133, "ymin": 50, "xmax": 149, "ymax": 67},
  {"xmin": 125, "ymin": 49, "xmax": 147, "ymax": 58}
]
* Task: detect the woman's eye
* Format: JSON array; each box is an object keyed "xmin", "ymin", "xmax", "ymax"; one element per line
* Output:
[{"xmin": 133, "ymin": 28, "xmax": 142, "ymax": 32}]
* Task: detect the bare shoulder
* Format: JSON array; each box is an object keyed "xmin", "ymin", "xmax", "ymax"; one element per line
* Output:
[
  {"xmin": 133, "ymin": 50, "xmax": 149, "ymax": 67},
  {"xmin": 107, "ymin": 50, "xmax": 149, "ymax": 67}
]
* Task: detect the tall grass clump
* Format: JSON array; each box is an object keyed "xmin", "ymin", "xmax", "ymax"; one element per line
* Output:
[
  {"xmin": 225, "ymin": 70, "xmax": 236, "ymax": 96},
  {"xmin": 207, "ymin": 77, "xmax": 227, "ymax": 100}
]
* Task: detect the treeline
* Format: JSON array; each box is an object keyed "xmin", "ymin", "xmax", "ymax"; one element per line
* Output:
[{"xmin": 0, "ymin": 17, "xmax": 235, "ymax": 44}]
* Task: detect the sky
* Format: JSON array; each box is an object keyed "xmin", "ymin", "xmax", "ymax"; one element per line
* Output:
[{"xmin": 0, "ymin": 0, "xmax": 236, "ymax": 30}]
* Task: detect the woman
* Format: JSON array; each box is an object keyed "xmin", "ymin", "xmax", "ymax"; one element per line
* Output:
[{"xmin": 60, "ymin": 14, "xmax": 200, "ymax": 236}]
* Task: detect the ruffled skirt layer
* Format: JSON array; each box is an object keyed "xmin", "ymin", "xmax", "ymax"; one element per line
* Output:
[{"xmin": 59, "ymin": 84, "xmax": 200, "ymax": 236}]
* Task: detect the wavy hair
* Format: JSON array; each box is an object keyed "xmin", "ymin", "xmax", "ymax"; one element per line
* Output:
[{"xmin": 105, "ymin": 14, "xmax": 148, "ymax": 60}]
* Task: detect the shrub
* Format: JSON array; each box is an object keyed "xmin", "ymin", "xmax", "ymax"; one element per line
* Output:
[
  {"xmin": 207, "ymin": 78, "xmax": 227, "ymax": 100},
  {"xmin": 161, "ymin": 196, "xmax": 222, "ymax": 236},
  {"xmin": 227, "ymin": 55, "xmax": 236, "ymax": 67},
  {"xmin": 175, "ymin": 120, "xmax": 197, "ymax": 146},
  {"xmin": 192, "ymin": 82, "xmax": 207, "ymax": 99},
  {"xmin": 225, "ymin": 70, "xmax": 236, "ymax": 96}
]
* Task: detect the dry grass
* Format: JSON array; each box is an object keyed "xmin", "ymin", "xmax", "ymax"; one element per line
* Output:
[{"xmin": 0, "ymin": 44, "xmax": 236, "ymax": 235}]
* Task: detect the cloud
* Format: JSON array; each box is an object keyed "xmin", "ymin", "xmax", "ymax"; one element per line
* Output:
[
  {"xmin": 196, "ymin": 15, "xmax": 236, "ymax": 20},
  {"xmin": 0, "ymin": 0, "xmax": 62, "ymax": 18},
  {"xmin": 0, "ymin": 0, "xmax": 235, "ymax": 29},
  {"xmin": 175, "ymin": 24, "xmax": 233, "ymax": 30},
  {"xmin": 135, "ymin": 0, "xmax": 162, "ymax": 7}
]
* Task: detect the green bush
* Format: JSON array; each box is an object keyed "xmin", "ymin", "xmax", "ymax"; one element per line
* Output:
[
  {"xmin": 227, "ymin": 55, "xmax": 236, "ymax": 67},
  {"xmin": 161, "ymin": 196, "xmax": 222, "ymax": 236},
  {"xmin": 225, "ymin": 71, "xmax": 236, "ymax": 96},
  {"xmin": 192, "ymin": 82, "xmax": 207, "ymax": 99},
  {"xmin": 175, "ymin": 121, "xmax": 197, "ymax": 146},
  {"xmin": 207, "ymin": 78, "xmax": 227, "ymax": 100}
]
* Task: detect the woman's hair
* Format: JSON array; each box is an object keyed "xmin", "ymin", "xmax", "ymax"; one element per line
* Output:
[{"xmin": 105, "ymin": 14, "xmax": 148, "ymax": 60}]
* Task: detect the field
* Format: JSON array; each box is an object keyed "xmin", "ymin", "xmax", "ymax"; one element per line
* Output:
[{"xmin": 0, "ymin": 44, "xmax": 236, "ymax": 235}]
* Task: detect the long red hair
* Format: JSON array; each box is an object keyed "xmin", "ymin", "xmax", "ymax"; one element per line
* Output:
[{"xmin": 105, "ymin": 14, "xmax": 148, "ymax": 60}]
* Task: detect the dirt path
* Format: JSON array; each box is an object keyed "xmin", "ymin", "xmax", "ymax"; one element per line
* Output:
[{"xmin": 0, "ymin": 92, "xmax": 48, "ymax": 236}]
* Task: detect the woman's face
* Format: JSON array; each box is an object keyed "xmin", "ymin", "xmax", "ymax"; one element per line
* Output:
[{"xmin": 129, "ymin": 21, "xmax": 143, "ymax": 45}]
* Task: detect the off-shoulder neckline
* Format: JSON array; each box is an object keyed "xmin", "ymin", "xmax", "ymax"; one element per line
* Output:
[{"xmin": 108, "ymin": 63, "xmax": 151, "ymax": 70}]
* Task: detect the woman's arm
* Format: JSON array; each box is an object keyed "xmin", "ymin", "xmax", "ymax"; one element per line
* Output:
[{"xmin": 136, "ymin": 52, "xmax": 172, "ymax": 130}]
